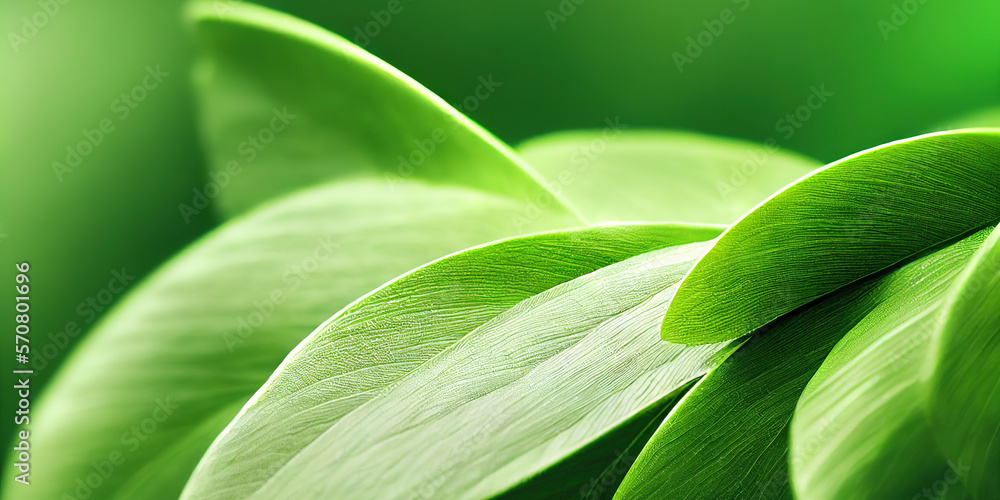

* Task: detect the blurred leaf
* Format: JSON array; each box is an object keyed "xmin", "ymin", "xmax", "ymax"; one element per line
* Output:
[
  {"xmin": 2, "ymin": 178, "xmax": 587, "ymax": 500},
  {"xmin": 616, "ymin": 228, "xmax": 988, "ymax": 499},
  {"xmin": 661, "ymin": 130, "xmax": 1000, "ymax": 345},
  {"xmin": 0, "ymin": 0, "xmax": 214, "ymax": 416},
  {"xmin": 517, "ymin": 130, "xmax": 820, "ymax": 224},
  {"xmin": 181, "ymin": 229, "xmax": 738, "ymax": 500},
  {"xmin": 266, "ymin": 0, "xmax": 1000, "ymax": 161},
  {"xmin": 788, "ymin": 229, "xmax": 991, "ymax": 500},
  {"xmin": 935, "ymin": 108, "xmax": 1000, "ymax": 131},
  {"xmin": 189, "ymin": 1, "xmax": 576, "ymax": 219},
  {"xmin": 929, "ymin": 224, "xmax": 1000, "ymax": 499}
]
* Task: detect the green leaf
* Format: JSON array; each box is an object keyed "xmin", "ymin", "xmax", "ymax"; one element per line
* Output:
[
  {"xmin": 188, "ymin": 1, "xmax": 577, "ymax": 220},
  {"xmin": 661, "ymin": 129, "xmax": 1000, "ymax": 345},
  {"xmin": 0, "ymin": 0, "xmax": 215, "ymax": 408},
  {"xmin": 496, "ymin": 381, "xmax": 693, "ymax": 500},
  {"xmin": 266, "ymin": 0, "xmax": 1000, "ymax": 161},
  {"xmin": 929, "ymin": 223, "xmax": 1000, "ymax": 499},
  {"xmin": 181, "ymin": 228, "xmax": 736, "ymax": 500},
  {"xmin": 788, "ymin": 229, "xmax": 991, "ymax": 500},
  {"xmin": 517, "ymin": 130, "xmax": 820, "ymax": 224},
  {"xmin": 615, "ymin": 229, "xmax": 987, "ymax": 499},
  {"xmin": 3, "ymin": 178, "xmax": 593, "ymax": 500}
]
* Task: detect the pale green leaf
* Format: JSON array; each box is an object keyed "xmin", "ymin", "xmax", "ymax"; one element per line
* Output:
[
  {"xmin": 181, "ymin": 229, "xmax": 736, "ymax": 500},
  {"xmin": 661, "ymin": 129, "xmax": 1000, "ymax": 345},
  {"xmin": 789, "ymin": 229, "xmax": 992, "ymax": 500},
  {"xmin": 4, "ymin": 179, "xmax": 584, "ymax": 500},
  {"xmin": 928, "ymin": 223, "xmax": 1000, "ymax": 499},
  {"xmin": 496, "ymin": 381, "xmax": 692, "ymax": 500},
  {"xmin": 518, "ymin": 130, "xmax": 820, "ymax": 224},
  {"xmin": 618, "ymin": 228, "xmax": 989, "ymax": 499}
]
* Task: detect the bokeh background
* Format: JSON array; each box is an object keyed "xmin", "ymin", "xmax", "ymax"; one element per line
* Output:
[{"xmin": 2, "ymin": 0, "xmax": 998, "ymax": 480}]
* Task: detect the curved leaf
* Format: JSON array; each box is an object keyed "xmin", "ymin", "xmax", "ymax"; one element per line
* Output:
[
  {"xmin": 929, "ymin": 223, "xmax": 1000, "ymax": 499},
  {"xmin": 189, "ymin": 1, "xmax": 577, "ymax": 220},
  {"xmin": 181, "ymin": 229, "xmax": 737, "ymax": 500},
  {"xmin": 662, "ymin": 129, "xmax": 1000, "ymax": 345},
  {"xmin": 518, "ymin": 130, "xmax": 820, "ymax": 224},
  {"xmin": 260, "ymin": 0, "xmax": 1000, "ymax": 161},
  {"xmin": 618, "ymin": 227, "xmax": 990, "ymax": 499},
  {"xmin": 2, "ymin": 178, "xmax": 584, "ymax": 500},
  {"xmin": 789, "ymin": 229, "xmax": 991, "ymax": 500}
]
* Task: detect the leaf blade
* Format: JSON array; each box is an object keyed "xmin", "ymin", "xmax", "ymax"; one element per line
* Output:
[
  {"xmin": 662, "ymin": 129, "xmax": 1000, "ymax": 345},
  {"xmin": 618, "ymin": 227, "xmax": 990, "ymax": 499},
  {"xmin": 188, "ymin": 1, "xmax": 578, "ymax": 220},
  {"xmin": 789, "ymin": 229, "xmax": 991, "ymax": 500},
  {"xmin": 3, "ymin": 179, "xmax": 581, "ymax": 500},
  {"xmin": 928, "ymin": 223, "xmax": 1000, "ymax": 499},
  {"xmin": 518, "ymin": 129, "xmax": 820, "ymax": 224},
  {"xmin": 182, "ymin": 229, "xmax": 735, "ymax": 500}
]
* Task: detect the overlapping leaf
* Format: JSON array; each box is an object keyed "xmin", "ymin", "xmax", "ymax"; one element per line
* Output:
[
  {"xmin": 3, "ymin": 179, "xmax": 582, "ymax": 500},
  {"xmin": 497, "ymin": 383, "xmax": 691, "ymax": 500},
  {"xmin": 189, "ymin": 1, "xmax": 577, "ymax": 220},
  {"xmin": 3, "ymin": 3, "xmax": 598, "ymax": 497},
  {"xmin": 181, "ymin": 228, "xmax": 740, "ymax": 500},
  {"xmin": 929, "ymin": 224, "xmax": 1000, "ymax": 499},
  {"xmin": 518, "ymin": 130, "xmax": 820, "ymax": 224},
  {"xmin": 617, "ymin": 227, "xmax": 990, "ymax": 499},
  {"xmin": 788, "ymin": 229, "xmax": 992, "ymax": 500},
  {"xmin": 661, "ymin": 129, "xmax": 1000, "ymax": 345}
]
